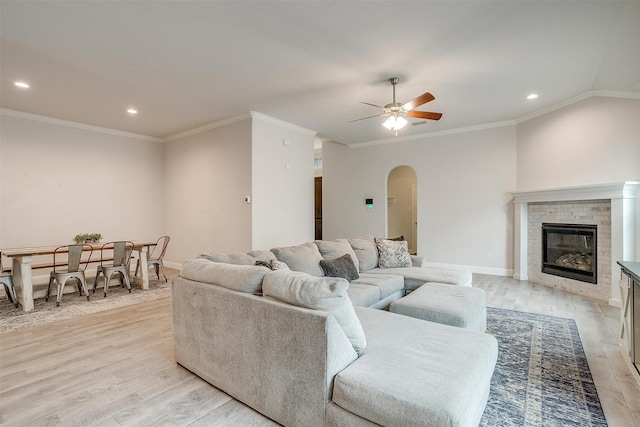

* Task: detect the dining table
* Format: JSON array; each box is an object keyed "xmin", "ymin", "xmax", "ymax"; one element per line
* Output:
[{"xmin": 2, "ymin": 241, "xmax": 157, "ymax": 312}]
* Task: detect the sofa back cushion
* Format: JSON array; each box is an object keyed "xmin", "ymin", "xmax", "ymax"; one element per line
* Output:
[
  {"xmin": 270, "ymin": 242, "xmax": 324, "ymax": 276},
  {"xmin": 181, "ymin": 258, "xmax": 269, "ymax": 294},
  {"xmin": 198, "ymin": 250, "xmax": 276, "ymax": 265},
  {"xmin": 348, "ymin": 235, "xmax": 378, "ymax": 272},
  {"xmin": 315, "ymin": 239, "xmax": 360, "ymax": 272},
  {"xmin": 263, "ymin": 271, "xmax": 367, "ymax": 355}
]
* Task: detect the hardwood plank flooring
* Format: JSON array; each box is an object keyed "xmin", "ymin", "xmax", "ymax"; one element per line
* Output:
[{"xmin": 1, "ymin": 274, "xmax": 639, "ymax": 426}]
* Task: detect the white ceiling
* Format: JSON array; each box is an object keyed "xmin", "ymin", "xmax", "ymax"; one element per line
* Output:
[{"xmin": 2, "ymin": 1, "xmax": 639, "ymax": 146}]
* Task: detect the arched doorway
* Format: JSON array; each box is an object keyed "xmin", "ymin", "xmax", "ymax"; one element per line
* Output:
[{"xmin": 387, "ymin": 166, "xmax": 417, "ymax": 254}]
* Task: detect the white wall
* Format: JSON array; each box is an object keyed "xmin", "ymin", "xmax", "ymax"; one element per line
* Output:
[
  {"xmin": 517, "ymin": 97, "xmax": 640, "ymax": 190},
  {"xmin": 251, "ymin": 114, "xmax": 316, "ymax": 249},
  {"xmin": 163, "ymin": 118, "xmax": 253, "ymax": 263},
  {"xmin": 323, "ymin": 125, "xmax": 517, "ymax": 275},
  {"xmin": 0, "ymin": 112, "xmax": 164, "ymax": 248},
  {"xmin": 323, "ymin": 95, "xmax": 639, "ymax": 274}
]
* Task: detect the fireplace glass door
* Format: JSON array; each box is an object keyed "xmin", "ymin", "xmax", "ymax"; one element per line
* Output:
[{"xmin": 542, "ymin": 223, "xmax": 597, "ymax": 284}]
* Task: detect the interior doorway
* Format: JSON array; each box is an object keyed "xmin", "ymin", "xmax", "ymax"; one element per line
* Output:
[
  {"xmin": 387, "ymin": 166, "xmax": 417, "ymax": 254},
  {"xmin": 314, "ymin": 177, "xmax": 322, "ymax": 240}
]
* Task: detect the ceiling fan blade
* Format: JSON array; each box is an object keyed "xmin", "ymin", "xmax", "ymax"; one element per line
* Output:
[
  {"xmin": 348, "ymin": 113, "xmax": 388, "ymax": 123},
  {"xmin": 360, "ymin": 101, "xmax": 384, "ymax": 109},
  {"xmin": 402, "ymin": 92, "xmax": 435, "ymax": 111},
  {"xmin": 406, "ymin": 111, "xmax": 443, "ymax": 120}
]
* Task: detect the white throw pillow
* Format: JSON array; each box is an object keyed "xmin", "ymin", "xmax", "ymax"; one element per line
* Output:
[
  {"xmin": 375, "ymin": 238, "xmax": 412, "ymax": 268},
  {"xmin": 263, "ymin": 271, "xmax": 367, "ymax": 355}
]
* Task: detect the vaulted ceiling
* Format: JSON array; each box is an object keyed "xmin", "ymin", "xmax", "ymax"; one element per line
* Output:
[{"xmin": 2, "ymin": 1, "xmax": 639, "ymax": 146}]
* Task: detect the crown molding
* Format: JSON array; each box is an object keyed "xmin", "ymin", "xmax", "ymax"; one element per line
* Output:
[
  {"xmin": 0, "ymin": 108, "xmax": 164, "ymax": 143},
  {"xmin": 515, "ymin": 90, "xmax": 640, "ymax": 124},
  {"xmin": 348, "ymin": 120, "xmax": 516, "ymax": 149},
  {"xmin": 346, "ymin": 90, "xmax": 639, "ymax": 148},
  {"xmin": 163, "ymin": 111, "xmax": 317, "ymax": 142},
  {"xmin": 250, "ymin": 111, "xmax": 317, "ymax": 136},
  {"xmin": 163, "ymin": 112, "xmax": 252, "ymax": 142}
]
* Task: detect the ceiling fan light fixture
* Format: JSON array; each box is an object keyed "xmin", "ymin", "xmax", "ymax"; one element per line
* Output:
[{"xmin": 382, "ymin": 115, "xmax": 407, "ymax": 130}]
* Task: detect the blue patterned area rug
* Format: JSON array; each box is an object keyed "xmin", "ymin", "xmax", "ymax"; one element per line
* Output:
[{"xmin": 481, "ymin": 307, "xmax": 607, "ymax": 427}]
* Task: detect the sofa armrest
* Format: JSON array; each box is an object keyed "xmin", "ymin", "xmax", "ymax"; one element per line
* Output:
[
  {"xmin": 410, "ymin": 255, "xmax": 426, "ymax": 267},
  {"xmin": 172, "ymin": 276, "xmax": 357, "ymax": 427}
]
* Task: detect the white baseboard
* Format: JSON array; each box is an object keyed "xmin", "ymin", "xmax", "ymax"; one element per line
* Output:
[
  {"xmin": 425, "ymin": 262, "xmax": 514, "ymax": 278},
  {"xmin": 513, "ymin": 273, "xmax": 529, "ymax": 281},
  {"xmin": 164, "ymin": 261, "xmax": 182, "ymax": 270}
]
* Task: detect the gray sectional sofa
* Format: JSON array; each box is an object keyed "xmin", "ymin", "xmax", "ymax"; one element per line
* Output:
[
  {"xmin": 199, "ymin": 236, "xmax": 472, "ymax": 309},
  {"xmin": 171, "ymin": 237, "xmax": 498, "ymax": 426}
]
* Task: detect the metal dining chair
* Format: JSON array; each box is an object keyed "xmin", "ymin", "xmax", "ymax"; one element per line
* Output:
[
  {"xmin": 0, "ymin": 251, "xmax": 18, "ymax": 308},
  {"xmin": 93, "ymin": 241, "xmax": 134, "ymax": 297},
  {"xmin": 135, "ymin": 236, "xmax": 170, "ymax": 282},
  {"xmin": 46, "ymin": 244, "xmax": 93, "ymax": 306}
]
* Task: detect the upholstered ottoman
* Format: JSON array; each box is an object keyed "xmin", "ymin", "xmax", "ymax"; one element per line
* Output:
[{"xmin": 389, "ymin": 282, "xmax": 486, "ymax": 332}]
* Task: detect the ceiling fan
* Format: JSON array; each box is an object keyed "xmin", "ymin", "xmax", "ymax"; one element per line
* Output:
[{"xmin": 350, "ymin": 77, "xmax": 442, "ymax": 132}]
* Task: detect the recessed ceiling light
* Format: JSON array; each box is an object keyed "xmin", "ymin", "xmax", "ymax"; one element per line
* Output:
[
  {"xmin": 14, "ymin": 81, "xmax": 30, "ymax": 88},
  {"xmin": 526, "ymin": 93, "xmax": 539, "ymax": 100},
  {"xmin": 127, "ymin": 108, "xmax": 138, "ymax": 114}
]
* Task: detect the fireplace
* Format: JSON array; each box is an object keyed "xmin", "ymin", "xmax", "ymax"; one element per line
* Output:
[{"xmin": 542, "ymin": 223, "xmax": 597, "ymax": 284}]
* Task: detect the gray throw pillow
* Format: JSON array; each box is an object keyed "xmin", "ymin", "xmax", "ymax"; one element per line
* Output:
[
  {"xmin": 375, "ymin": 238, "xmax": 412, "ymax": 268},
  {"xmin": 320, "ymin": 254, "xmax": 360, "ymax": 281}
]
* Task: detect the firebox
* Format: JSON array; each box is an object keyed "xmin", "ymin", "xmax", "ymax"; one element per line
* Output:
[{"xmin": 542, "ymin": 223, "xmax": 597, "ymax": 284}]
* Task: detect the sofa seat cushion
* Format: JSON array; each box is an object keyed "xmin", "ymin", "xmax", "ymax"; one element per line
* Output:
[
  {"xmin": 346, "ymin": 283, "xmax": 381, "ymax": 308},
  {"xmin": 333, "ymin": 308, "xmax": 498, "ymax": 427},
  {"xmin": 271, "ymin": 242, "xmax": 325, "ymax": 276},
  {"xmin": 390, "ymin": 282, "xmax": 487, "ymax": 331},
  {"xmin": 366, "ymin": 266, "xmax": 472, "ymax": 288},
  {"xmin": 352, "ymin": 273, "xmax": 404, "ymax": 299},
  {"xmin": 180, "ymin": 258, "xmax": 270, "ymax": 294}
]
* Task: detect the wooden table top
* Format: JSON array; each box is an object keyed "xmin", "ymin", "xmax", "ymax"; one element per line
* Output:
[{"xmin": 1, "ymin": 241, "xmax": 156, "ymax": 258}]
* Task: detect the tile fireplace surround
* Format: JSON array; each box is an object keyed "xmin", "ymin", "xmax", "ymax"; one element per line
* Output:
[{"xmin": 511, "ymin": 182, "xmax": 639, "ymax": 306}]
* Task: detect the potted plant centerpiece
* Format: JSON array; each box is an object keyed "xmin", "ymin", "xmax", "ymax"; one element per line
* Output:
[{"xmin": 73, "ymin": 233, "xmax": 102, "ymax": 244}]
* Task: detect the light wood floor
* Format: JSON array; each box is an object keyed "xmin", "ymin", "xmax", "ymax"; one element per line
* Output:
[{"xmin": 1, "ymin": 274, "xmax": 639, "ymax": 426}]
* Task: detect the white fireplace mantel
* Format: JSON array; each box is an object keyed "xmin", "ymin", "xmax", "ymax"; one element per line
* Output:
[
  {"xmin": 510, "ymin": 181, "xmax": 639, "ymax": 306},
  {"xmin": 511, "ymin": 182, "xmax": 640, "ymax": 204}
]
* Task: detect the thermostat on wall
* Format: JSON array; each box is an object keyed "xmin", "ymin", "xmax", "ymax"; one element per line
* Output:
[{"xmin": 365, "ymin": 198, "xmax": 374, "ymax": 208}]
